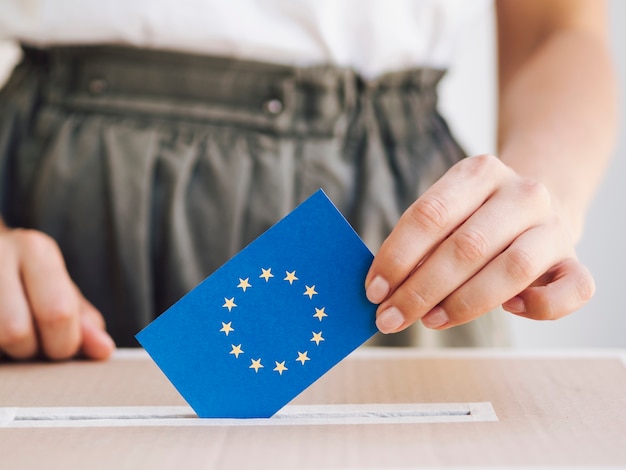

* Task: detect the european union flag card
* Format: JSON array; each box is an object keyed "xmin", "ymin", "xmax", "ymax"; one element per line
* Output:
[{"xmin": 136, "ymin": 189, "xmax": 378, "ymax": 418}]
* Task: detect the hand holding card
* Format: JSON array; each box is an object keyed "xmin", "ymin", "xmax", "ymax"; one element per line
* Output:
[{"xmin": 136, "ymin": 190, "xmax": 378, "ymax": 418}]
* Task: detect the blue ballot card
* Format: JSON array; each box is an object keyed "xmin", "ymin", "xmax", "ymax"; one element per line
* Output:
[{"xmin": 136, "ymin": 189, "xmax": 378, "ymax": 418}]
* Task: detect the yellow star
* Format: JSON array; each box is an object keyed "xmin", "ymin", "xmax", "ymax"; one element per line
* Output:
[
  {"xmin": 303, "ymin": 285, "xmax": 318, "ymax": 299},
  {"xmin": 260, "ymin": 268, "xmax": 274, "ymax": 282},
  {"xmin": 222, "ymin": 297, "xmax": 237, "ymax": 312},
  {"xmin": 249, "ymin": 358, "xmax": 263, "ymax": 372},
  {"xmin": 273, "ymin": 361, "xmax": 288, "ymax": 375},
  {"xmin": 220, "ymin": 322, "xmax": 234, "ymax": 336},
  {"xmin": 296, "ymin": 351, "xmax": 310, "ymax": 365},
  {"xmin": 313, "ymin": 307, "xmax": 327, "ymax": 321},
  {"xmin": 229, "ymin": 344, "xmax": 244, "ymax": 358},
  {"xmin": 237, "ymin": 278, "xmax": 251, "ymax": 292},
  {"xmin": 284, "ymin": 271, "xmax": 298, "ymax": 284},
  {"xmin": 311, "ymin": 331, "xmax": 324, "ymax": 345}
]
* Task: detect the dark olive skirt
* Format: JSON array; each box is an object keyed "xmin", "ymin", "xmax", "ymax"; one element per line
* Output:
[{"xmin": 0, "ymin": 46, "xmax": 509, "ymax": 347}]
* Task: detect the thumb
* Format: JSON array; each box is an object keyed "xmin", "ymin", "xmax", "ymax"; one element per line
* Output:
[{"xmin": 79, "ymin": 296, "xmax": 116, "ymax": 360}]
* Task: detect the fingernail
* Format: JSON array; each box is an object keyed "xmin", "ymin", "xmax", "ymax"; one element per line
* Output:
[
  {"xmin": 366, "ymin": 276, "xmax": 390, "ymax": 304},
  {"xmin": 503, "ymin": 296, "xmax": 526, "ymax": 314},
  {"xmin": 422, "ymin": 306, "xmax": 449, "ymax": 329},
  {"xmin": 376, "ymin": 306, "xmax": 405, "ymax": 334}
]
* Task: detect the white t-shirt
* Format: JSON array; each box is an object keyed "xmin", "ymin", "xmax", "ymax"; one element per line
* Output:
[{"xmin": 0, "ymin": 0, "xmax": 490, "ymax": 78}]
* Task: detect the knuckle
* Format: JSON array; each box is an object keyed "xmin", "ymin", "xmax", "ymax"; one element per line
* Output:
[
  {"xmin": 381, "ymin": 243, "xmax": 413, "ymax": 269},
  {"xmin": 450, "ymin": 228, "xmax": 490, "ymax": 265},
  {"xmin": 450, "ymin": 294, "xmax": 477, "ymax": 320},
  {"xmin": 38, "ymin": 301, "xmax": 75, "ymax": 327},
  {"xmin": 518, "ymin": 177, "xmax": 550, "ymax": 206},
  {"xmin": 445, "ymin": 289, "xmax": 485, "ymax": 324},
  {"xmin": 461, "ymin": 153, "xmax": 502, "ymax": 177},
  {"xmin": 0, "ymin": 320, "xmax": 32, "ymax": 347},
  {"xmin": 505, "ymin": 247, "xmax": 538, "ymax": 284},
  {"xmin": 398, "ymin": 283, "xmax": 432, "ymax": 313},
  {"xmin": 407, "ymin": 195, "xmax": 449, "ymax": 232},
  {"xmin": 15, "ymin": 229, "xmax": 61, "ymax": 258}
]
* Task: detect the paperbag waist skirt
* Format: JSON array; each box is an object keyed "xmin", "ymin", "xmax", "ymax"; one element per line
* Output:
[{"xmin": 0, "ymin": 46, "xmax": 509, "ymax": 347}]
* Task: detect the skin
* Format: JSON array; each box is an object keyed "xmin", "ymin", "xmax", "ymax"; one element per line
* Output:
[
  {"xmin": 0, "ymin": 220, "xmax": 115, "ymax": 360},
  {"xmin": 0, "ymin": 0, "xmax": 618, "ymax": 359},
  {"xmin": 367, "ymin": 0, "xmax": 618, "ymax": 334}
]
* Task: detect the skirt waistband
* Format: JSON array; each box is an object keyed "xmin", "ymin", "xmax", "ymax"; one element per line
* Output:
[{"xmin": 21, "ymin": 45, "xmax": 445, "ymax": 135}]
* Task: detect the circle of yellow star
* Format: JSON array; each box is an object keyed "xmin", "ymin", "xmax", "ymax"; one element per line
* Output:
[
  {"xmin": 311, "ymin": 331, "xmax": 324, "ymax": 345},
  {"xmin": 284, "ymin": 271, "xmax": 298, "ymax": 284},
  {"xmin": 220, "ymin": 322, "xmax": 234, "ymax": 336},
  {"xmin": 222, "ymin": 297, "xmax": 237, "ymax": 311},
  {"xmin": 313, "ymin": 307, "xmax": 327, "ymax": 321},
  {"xmin": 303, "ymin": 285, "xmax": 318, "ymax": 299},
  {"xmin": 273, "ymin": 361, "xmax": 288, "ymax": 375},
  {"xmin": 237, "ymin": 278, "xmax": 251, "ymax": 292},
  {"xmin": 260, "ymin": 268, "xmax": 274, "ymax": 282},
  {"xmin": 229, "ymin": 344, "xmax": 244, "ymax": 358},
  {"xmin": 249, "ymin": 358, "xmax": 263, "ymax": 372},
  {"xmin": 296, "ymin": 351, "xmax": 310, "ymax": 365}
]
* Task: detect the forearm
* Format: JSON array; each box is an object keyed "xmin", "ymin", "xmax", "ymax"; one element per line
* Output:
[{"xmin": 497, "ymin": 28, "xmax": 618, "ymax": 241}]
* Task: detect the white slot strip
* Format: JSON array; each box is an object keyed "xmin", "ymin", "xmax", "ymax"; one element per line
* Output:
[{"xmin": 0, "ymin": 402, "xmax": 497, "ymax": 428}]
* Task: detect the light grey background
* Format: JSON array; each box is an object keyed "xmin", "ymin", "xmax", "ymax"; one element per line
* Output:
[
  {"xmin": 440, "ymin": 1, "xmax": 626, "ymax": 348},
  {"xmin": 0, "ymin": 2, "xmax": 624, "ymax": 349}
]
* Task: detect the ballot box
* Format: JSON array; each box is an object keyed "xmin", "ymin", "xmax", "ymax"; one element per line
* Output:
[{"xmin": 1, "ymin": 348, "xmax": 626, "ymax": 469}]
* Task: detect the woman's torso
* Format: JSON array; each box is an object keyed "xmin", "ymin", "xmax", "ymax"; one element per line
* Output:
[{"xmin": 0, "ymin": 0, "xmax": 490, "ymax": 78}]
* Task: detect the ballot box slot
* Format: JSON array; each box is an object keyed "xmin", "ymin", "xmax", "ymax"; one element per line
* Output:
[{"xmin": 1, "ymin": 403, "xmax": 498, "ymax": 427}]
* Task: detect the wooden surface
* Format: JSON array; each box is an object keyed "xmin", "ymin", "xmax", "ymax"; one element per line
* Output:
[{"xmin": 1, "ymin": 348, "xmax": 626, "ymax": 469}]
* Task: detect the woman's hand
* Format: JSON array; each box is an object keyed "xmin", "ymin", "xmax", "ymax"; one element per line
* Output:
[
  {"xmin": 367, "ymin": 0, "xmax": 618, "ymax": 336},
  {"xmin": 0, "ymin": 222, "xmax": 115, "ymax": 360},
  {"xmin": 365, "ymin": 154, "xmax": 595, "ymax": 334}
]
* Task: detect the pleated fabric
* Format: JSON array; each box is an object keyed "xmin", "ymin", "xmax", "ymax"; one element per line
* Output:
[{"xmin": 0, "ymin": 46, "xmax": 509, "ymax": 347}]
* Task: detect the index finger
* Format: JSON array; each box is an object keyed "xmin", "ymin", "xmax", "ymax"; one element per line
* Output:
[
  {"xmin": 0, "ymin": 251, "xmax": 38, "ymax": 359},
  {"xmin": 365, "ymin": 155, "xmax": 508, "ymax": 304},
  {"xmin": 19, "ymin": 231, "xmax": 82, "ymax": 360}
]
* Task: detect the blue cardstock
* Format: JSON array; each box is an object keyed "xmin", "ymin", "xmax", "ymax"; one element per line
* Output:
[{"xmin": 136, "ymin": 189, "xmax": 378, "ymax": 418}]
